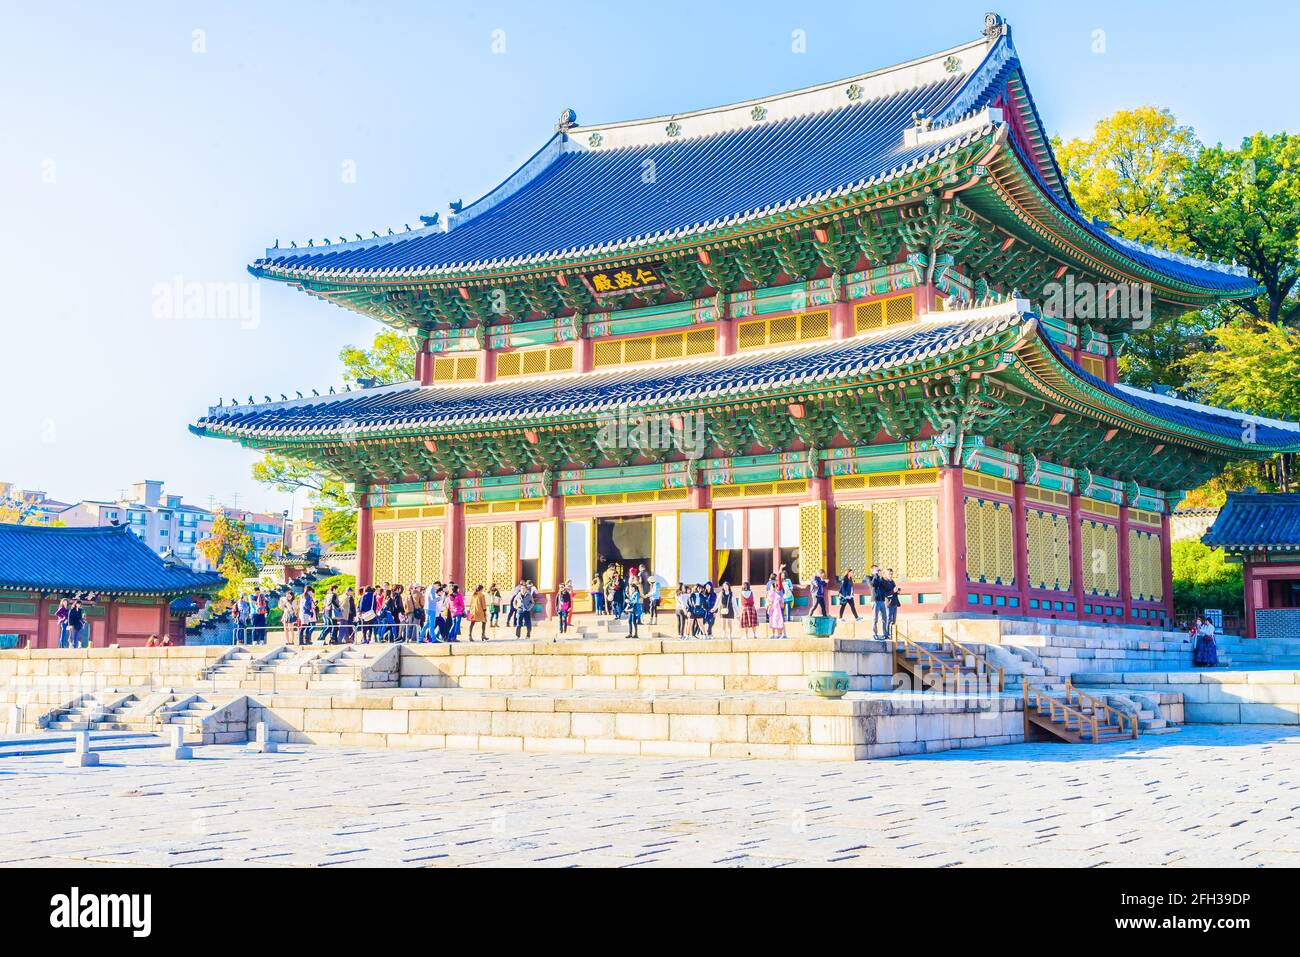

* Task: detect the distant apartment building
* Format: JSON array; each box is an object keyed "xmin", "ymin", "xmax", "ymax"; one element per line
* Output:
[
  {"xmin": 59, "ymin": 480, "xmax": 218, "ymax": 570},
  {"xmin": 287, "ymin": 506, "xmax": 323, "ymax": 556},
  {"xmin": 236, "ymin": 509, "xmax": 291, "ymax": 559},
  {"xmin": 0, "ymin": 483, "xmax": 73, "ymax": 525}
]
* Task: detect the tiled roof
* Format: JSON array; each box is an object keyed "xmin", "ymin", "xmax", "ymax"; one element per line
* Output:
[
  {"xmin": 247, "ymin": 25, "xmax": 1252, "ymax": 297},
  {"xmin": 1049, "ymin": 341, "xmax": 1300, "ymax": 449},
  {"xmin": 193, "ymin": 305, "xmax": 1300, "ymax": 452},
  {"xmin": 1203, "ymin": 492, "xmax": 1300, "ymax": 552},
  {"xmin": 0, "ymin": 524, "xmax": 225, "ymax": 596},
  {"xmin": 194, "ymin": 308, "xmax": 1025, "ymax": 440}
]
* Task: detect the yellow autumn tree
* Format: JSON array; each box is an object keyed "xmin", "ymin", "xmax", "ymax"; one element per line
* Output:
[{"xmin": 1054, "ymin": 106, "xmax": 1199, "ymax": 249}]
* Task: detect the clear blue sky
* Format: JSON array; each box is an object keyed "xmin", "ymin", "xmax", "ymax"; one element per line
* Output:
[{"xmin": 1, "ymin": 0, "xmax": 1296, "ymax": 514}]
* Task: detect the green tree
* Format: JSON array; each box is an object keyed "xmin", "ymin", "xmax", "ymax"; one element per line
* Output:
[
  {"xmin": 1181, "ymin": 321, "xmax": 1300, "ymax": 421},
  {"xmin": 338, "ymin": 329, "xmax": 417, "ymax": 386},
  {"xmin": 1169, "ymin": 132, "xmax": 1300, "ymax": 326},
  {"xmin": 1054, "ymin": 106, "xmax": 1199, "ymax": 248},
  {"xmin": 197, "ymin": 512, "xmax": 259, "ymax": 606},
  {"xmin": 1170, "ymin": 539, "xmax": 1243, "ymax": 616}
]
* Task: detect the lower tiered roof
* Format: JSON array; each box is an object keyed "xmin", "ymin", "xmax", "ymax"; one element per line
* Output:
[{"xmin": 192, "ymin": 300, "xmax": 1300, "ymax": 492}]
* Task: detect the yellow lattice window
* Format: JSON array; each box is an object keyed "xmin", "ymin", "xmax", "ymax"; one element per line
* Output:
[
  {"xmin": 394, "ymin": 529, "xmax": 420, "ymax": 582},
  {"xmin": 372, "ymin": 529, "xmax": 396, "ymax": 584},
  {"xmin": 853, "ymin": 293, "xmax": 915, "ymax": 333},
  {"xmin": 495, "ymin": 344, "xmax": 575, "ymax": 379},
  {"xmin": 1080, "ymin": 354, "xmax": 1106, "ymax": 378},
  {"xmin": 591, "ymin": 328, "xmax": 718, "ymax": 368},
  {"xmin": 1080, "ymin": 519, "xmax": 1119, "ymax": 597},
  {"xmin": 798, "ymin": 502, "xmax": 826, "ymax": 581},
  {"xmin": 1129, "ymin": 508, "xmax": 1162, "ymax": 528},
  {"xmin": 964, "ymin": 498, "xmax": 1015, "ymax": 585},
  {"xmin": 903, "ymin": 497, "xmax": 937, "ymax": 580},
  {"xmin": 372, "ymin": 505, "xmax": 447, "ymax": 522},
  {"xmin": 1081, "ymin": 497, "xmax": 1120, "ymax": 520},
  {"xmin": 1025, "ymin": 509, "xmax": 1071, "ymax": 591},
  {"xmin": 736, "ymin": 310, "xmax": 831, "ymax": 352},
  {"xmin": 432, "ymin": 355, "xmax": 480, "ymax": 382},
  {"xmin": 835, "ymin": 503, "xmax": 872, "ymax": 576},
  {"xmin": 1128, "ymin": 528, "xmax": 1164, "ymax": 602},
  {"xmin": 710, "ymin": 480, "xmax": 807, "ymax": 500},
  {"xmin": 419, "ymin": 527, "xmax": 444, "ymax": 583},
  {"xmin": 1025, "ymin": 485, "xmax": 1070, "ymax": 509},
  {"xmin": 964, "ymin": 472, "xmax": 1014, "ymax": 497},
  {"xmin": 464, "ymin": 521, "xmax": 519, "ymax": 590}
]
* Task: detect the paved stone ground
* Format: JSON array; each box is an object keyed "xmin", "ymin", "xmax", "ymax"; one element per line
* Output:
[{"xmin": 1, "ymin": 725, "xmax": 1296, "ymax": 867}]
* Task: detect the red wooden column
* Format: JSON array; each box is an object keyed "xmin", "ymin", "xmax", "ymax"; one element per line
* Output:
[
  {"xmin": 716, "ymin": 316, "xmax": 738, "ymax": 356},
  {"xmin": 1068, "ymin": 492, "xmax": 1086, "ymax": 620},
  {"xmin": 446, "ymin": 500, "xmax": 466, "ymax": 586},
  {"xmin": 1117, "ymin": 503, "xmax": 1133, "ymax": 625},
  {"xmin": 1160, "ymin": 511, "xmax": 1177, "ymax": 629},
  {"xmin": 574, "ymin": 337, "xmax": 594, "ymax": 373},
  {"xmin": 830, "ymin": 300, "xmax": 854, "ymax": 339},
  {"xmin": 1011, "ymin": 479, "xmax": 1031, "ymax": 614},
  {"xmin": 938, "ymin": 465, "xmax": 967, "ymax": 612},
  {"xmin": 544, "ymin": 493, "xmax": 564, "ymax": 617},
  {"xmin": 476, "ymin": 349, "xmax": 496, "ymax": 383},
  {"xmin": 357, "ymin": 503, "xmax": 375, "ymax": 586},
  {"xmin": 416, "ymin": 341, "xmax": 434, "ymax": 386}
]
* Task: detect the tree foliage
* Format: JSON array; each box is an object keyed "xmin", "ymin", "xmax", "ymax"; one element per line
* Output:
[
  {"xmin": 1170, "ymin": 539, "xmax": 1243, "ymax": 615},
  {"xmin": 1170, "ymin": 132, "xmax": 1300, "ymax": 326},
  {"xmin": 196, "ymin": 512, "xmax": 258, "ymax": 606},
  {"xmin": 338, "ymin": 329, "xmax": 417, "ymax": 386},
  {"xmin": 1054, "ymin": 106, "xmax": 1199, "ymax": 249}
]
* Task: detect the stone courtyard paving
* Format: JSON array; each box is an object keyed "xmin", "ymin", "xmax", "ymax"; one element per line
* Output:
[{"xmin": 0, "ymin": 725, "xmax": 1297, "ymax": 868}]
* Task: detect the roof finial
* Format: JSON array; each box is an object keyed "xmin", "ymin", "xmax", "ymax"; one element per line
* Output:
[
  {"xmin": 555, "ymin": 108, "xmax": 578, "ymax": 133},
  {"xmin": 983, "ymin": 12, "xmax": 1005, "ymax": 40}
]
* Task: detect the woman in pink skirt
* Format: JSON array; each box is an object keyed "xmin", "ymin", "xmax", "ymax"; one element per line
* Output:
[{"xmin": 767, "ymin": 587, "xmax": 786, "ymax": 638}]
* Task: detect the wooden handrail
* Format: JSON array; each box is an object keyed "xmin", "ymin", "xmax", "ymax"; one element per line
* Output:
[
  {"xmin": 897, "ymin": 636, "xmax": 965, "ymax": 691},
  {"xmin": 1023, "ymin": 681, "xmax": 1099, "ymax": 736},
  {"xmin": 939, "ymin": 633, "xmax": 1005, "ymax": 692},
  {"xmin": 1064, "ymin": 680, "xmax": 1138, "ymax": 739}
]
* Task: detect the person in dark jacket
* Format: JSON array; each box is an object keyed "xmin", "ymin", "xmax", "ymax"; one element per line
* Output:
[
  {"xmin": 868, "ymin": 566, "xmax": 889, "ymax": 639},
  {"xmin": 838, "ymin": 570, "xmax": 860, "ymax": 621}
]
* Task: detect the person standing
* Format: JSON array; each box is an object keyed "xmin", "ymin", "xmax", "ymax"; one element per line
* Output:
[
  {"xmin": 513, "ymin": 584, "xmax": 533, "ymax": 639},
  {"xmin": 675, "ymin": 582, "xmax": 688, "ymax": 637},
  {"xmin": 506, "ymin": 581, "xmax": 520, "ymax": 629},
  {"xmin": 67, "ymin": 600, "xmax": 85, "ymax": 649},
  {"xmin": 625, "ymin": 582, "xmax": 643, "ymax": 638},
  {"xmin": 591, "ymin": 575, "xmax": 605, "ymax": 617},
  {"xmin": 868, "ymin": 565, "xmax": 888, "ymax": 639},
  {"xmin": 718, "ymin": 582, "xmax": 735, "ymax": 639},
  {"xmin": 883, "ymin": 568, "xmax": 901, "ymax": 640},
  {"xmin": 648, "ymin": 578, "xmax": 661, "ymax": 624},
  {"xmin": 810, "ymin": 570, "xmax": 829, "ymax": 618},
  {"xmin": 278, "ymin": 591, "xmax": 298, "ymax": 643},
  {"xmin": 782, "ymin": 573, "xmax": 795, "ymax": 625},
  {"xmin": 357, "ymin": 586, "xmax": 376, "ymax": 643},
  {"xmin": 467, "ymin": 584, "xmax": 488, "ymax": 641},
  {"xmin": 738, "ymin": 583, "xmax": 758, "ymax": 640},
  {"xmin": 56, "ymin": 599, "xmax": 70, "ymax": 648},
  {"xmin": 1193, "ymin": 616, "xmax": 1219, "ymax": 667},
  {"xmin": 299, "ymin": 586, "xmax": 317, "ymax": 645},
  {"xmin": 611, "ymin": 575, "xmax": 625, "ymax": 623},
  {"xmin": 556, "ymin": 583, "xmax": 572, "ymax": 636},
  {"xmin": 447, "ymin": 584, "xmax": 465, "ymax": 642},
  {"xmin": 767, "ymin": 586, "xmax": 786, "ymax": 638},
  {"xmin": 837, "ymin": 569, "xmax": 860, "ymax": 621},
  {"xmin": 488, "ymin": 584, "xmax": 501, "ymax": 633},
  {"xmin": 251, "ymin": 587, "xmax": 269, "ymax": 644}
]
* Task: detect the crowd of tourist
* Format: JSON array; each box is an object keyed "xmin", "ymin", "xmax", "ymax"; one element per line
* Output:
[{"xmin": 227, "ymin": 563, "xmax": 906, "ymax": 646}]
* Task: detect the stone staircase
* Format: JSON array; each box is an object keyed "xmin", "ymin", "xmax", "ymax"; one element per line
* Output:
[
  {"xmin": 1213, "ymin": 635, "xmax": 1300, "ymax": 667},
  {"xmin": 44, "ymin": 690, "xmax": 225, "ymax": 740}
]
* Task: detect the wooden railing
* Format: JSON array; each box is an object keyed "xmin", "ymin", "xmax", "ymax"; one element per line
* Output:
[
  {"xmin": 939, "ymin": 633, "xmax": 1005, "ymax": 692},
  {"xmin": 1063, "ymin": 680, "xmax": 1138, "ymax": 739},
  {"xmin": 896, "ymin": 635, "xmax": 966, "ymax": 692},
  {"xmin": 1023, "ymin": 680, "xmax": 1102, "ymax": 743}
]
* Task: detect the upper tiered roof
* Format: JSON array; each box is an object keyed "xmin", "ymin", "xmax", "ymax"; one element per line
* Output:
[
  {"xmin": 249, "ymin": 14, "xmax": 1253, "ymax": 301},
  {"xmin": 1203, "ymin": 492, "xmax": 1300, "ymax": 553}
]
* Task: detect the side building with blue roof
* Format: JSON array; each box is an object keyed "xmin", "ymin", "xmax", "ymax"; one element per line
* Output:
[{"xmin": 0, "ymin": 524, "xmax": 224, "ymax": 648}]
